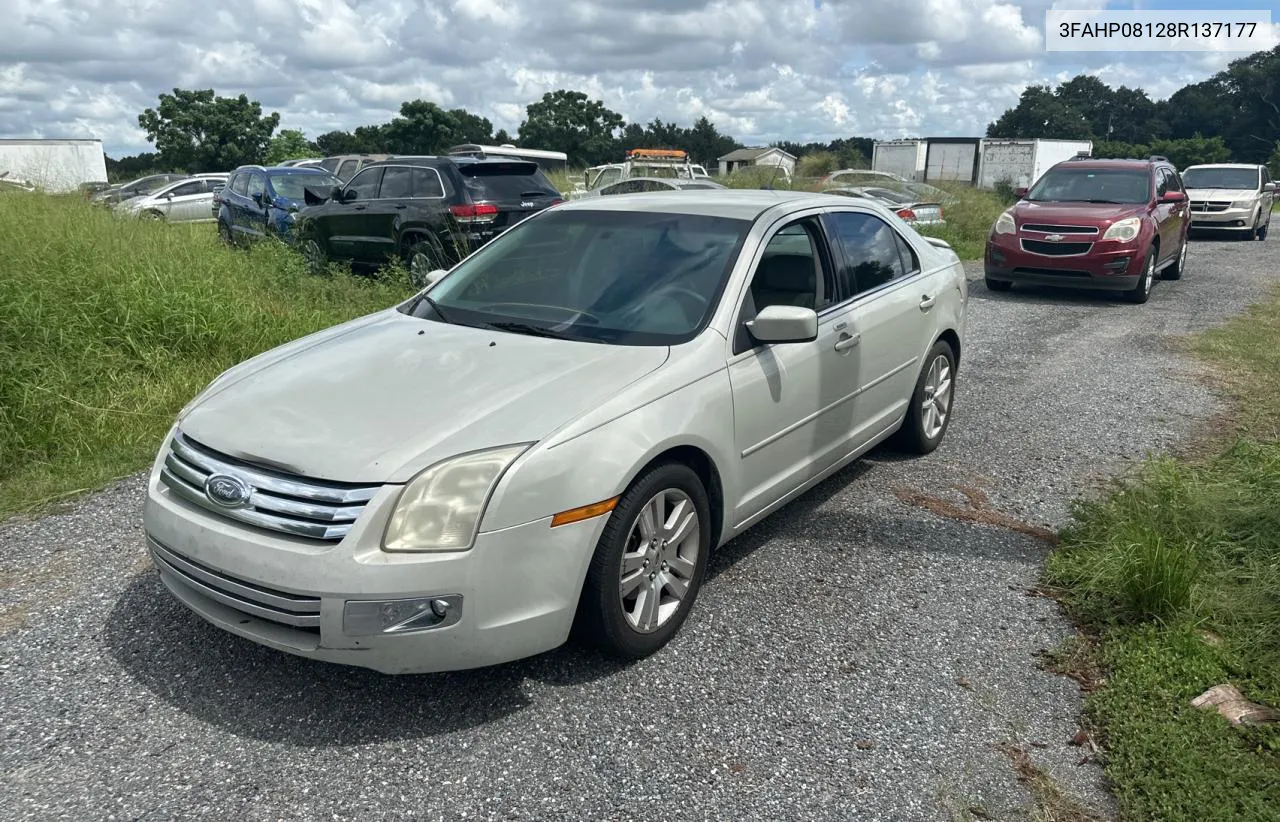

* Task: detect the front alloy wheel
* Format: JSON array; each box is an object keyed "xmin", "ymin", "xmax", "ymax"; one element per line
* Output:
[
  {"xmin": 1125, "ymin": 250, "xmax": 1155, "ymax": 304},
  {"xmin": 576, "ymin": 461, "xmax": 711, "ymax": 659},
  {"xmin": 301, "ymin": 237, "xmax": 327, "ymax": 275}
]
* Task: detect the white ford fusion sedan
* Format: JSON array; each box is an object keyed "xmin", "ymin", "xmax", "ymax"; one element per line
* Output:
[{"xmin": 143, "ymin": 189, "xmax": 968, "ymax": 674}]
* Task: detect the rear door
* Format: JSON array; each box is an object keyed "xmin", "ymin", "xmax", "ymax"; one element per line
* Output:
[
  {"xmin": 243, "ymin": 171, "xmax": 269, "ymax": 239},
  {"xmin": 160, "ymin": 180, "xmax": 206, "ymax": 221},
  {"xmin": 823, "ymin": 209, "xmax": 943, "ymax": 445},
  {"xmin": 458, "ymin": 161, "xmax": 561, "ymax": 239},
  {"xmin": 353, "ymin": 164, "xmax": 418, "ymax": 262}
]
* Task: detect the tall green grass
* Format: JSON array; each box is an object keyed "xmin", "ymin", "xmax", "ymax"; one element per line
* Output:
[
  {"xmin": 1045, "ymin": 289, "xmax": 1280, "ymax": 821},
  {"xmin": 0, "ymin": 193, "xmax": 413, "ymax": 516}
]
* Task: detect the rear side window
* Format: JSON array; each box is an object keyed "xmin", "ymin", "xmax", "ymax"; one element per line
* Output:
[
  {"xmin": 413, "ymin": 168, "xmax": 445, "ymax": 198},
  {"xmin": 825, "ymin": 211, "xmax": 909, "ymax": 297},
  {"xmin": 378, "ymin": 166, "xmax": 414, "ymax": 199},
  {"xmin": 337, "ymin": 159, "xmax": 359, "ymax": 181},
  {"xmin": 463, "ymin": 168, "xmax": 560, "ymax": 202}
]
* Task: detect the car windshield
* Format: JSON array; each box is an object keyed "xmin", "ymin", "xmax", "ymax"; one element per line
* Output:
[
  {"xmin": 1026, "ymin": 168, "xmax": 1151, "ymax": 204},
  {"xmin": 406, "ymin": 209, "xmax": 752, "ymax": 345},
  {"xmin": 270, "ymin": 172, "xmax": 343, "ymax": 199},
  {"xmin": 1181, "ymin": 168, "xmax": 1259, "ymax": 191}
]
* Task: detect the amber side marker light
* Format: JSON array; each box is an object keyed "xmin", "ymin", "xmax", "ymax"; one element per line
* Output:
[{"xmin": 551, "ymin": 497, "xmax": 620, "ymax": 527}]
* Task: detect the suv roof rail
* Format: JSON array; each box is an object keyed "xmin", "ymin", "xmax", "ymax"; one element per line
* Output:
[
  {"xmin": 1068, "ymin": 152, "xmax": 1092, "ymax": 160},
  {"xmin": 1148, "ymin": 155, "xmax": 1169, "ymax": 162}
]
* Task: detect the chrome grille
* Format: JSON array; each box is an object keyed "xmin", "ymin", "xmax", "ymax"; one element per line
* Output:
[
  {"xmin": 160, "ymin": 431, "xmax": 381, "ymax": 541},
  {"xmin": 150, "ymin": 538, "xmax": 321, "ymax": 630},
  {"xmin": 1021, "ymin": 224, "xmax": 1100, "ymax": 235},
  {"xmin": 1190, "ymin": 201, "xmax": 1231, "ymax": 213}
]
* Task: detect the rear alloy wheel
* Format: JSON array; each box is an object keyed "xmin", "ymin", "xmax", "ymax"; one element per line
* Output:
[
  {"xmin": 893, "ymin": 340, "xmax": 956, "ymax": 455},
  {"xmin": 1125, "ymin": 249, "xmax": 1155, "ymax": 304},
  {"xmin": 984, "ymin": 277, "xmax": 1012, "ymax": 292},
  {"xmin": 575, "ymin": 462, "xmax": 711, "ymax": 660},
  {"xmin": 1162, "ymin": 236, "xmax": 1187, "ymax": 280},
  {"xmin": 218, "ymin": 221, "xmax": 234, "ymax": 247}
]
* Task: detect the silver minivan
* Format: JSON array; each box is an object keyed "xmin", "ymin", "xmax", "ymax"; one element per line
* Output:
[{"xmin": 1181, "ymin": 163, "xmax": 1275, "ymax": 240}]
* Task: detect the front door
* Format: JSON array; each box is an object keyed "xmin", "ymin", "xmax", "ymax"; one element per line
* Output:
[
  {"xmin": 326, "ymin": 166, "xmax": 385, "ymax": 262},
  {"xmin": 726, "ymin": 215, "xmax": 863, "ymax": 525}
]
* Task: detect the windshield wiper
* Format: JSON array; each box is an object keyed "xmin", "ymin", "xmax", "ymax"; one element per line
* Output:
[
  {"xmin": 1083, "ymin": 199, "xmax": 1125, "ymax": 204},
  {"xmin": 484, "ymin": 321, "xmax": 575, "ymax": 340}
]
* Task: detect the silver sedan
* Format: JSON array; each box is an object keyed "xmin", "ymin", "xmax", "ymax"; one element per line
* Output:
[{"xmin": 142, "ymin": 189, "xmax": 968, "ymax": 673}]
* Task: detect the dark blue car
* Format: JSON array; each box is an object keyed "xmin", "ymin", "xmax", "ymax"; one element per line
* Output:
[{"xmin": 216, "ymin": 165, "xmax": 343, "ymax": 246}]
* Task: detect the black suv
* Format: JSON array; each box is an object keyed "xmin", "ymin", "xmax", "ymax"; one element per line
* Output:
[{"xmin": 293, "ymin": 156, "xmax": 563, "ymax": 282}]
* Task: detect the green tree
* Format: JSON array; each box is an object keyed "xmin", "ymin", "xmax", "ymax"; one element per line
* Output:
[
  {"xmin": 137, "ymin": 88, "xmax": 280, "ymax": 172},
  {"xmin": 314, "ymin": 125, "xmax": 389, "ymax": 155},
  {"xmin": 986, "ymin": 85, "xmax": 1092, "ymax": 139},
  {"xmin": 518, "ymin": 90, "xmax": 624, "ymax": 166},
  {"xmin": 493, "ymin": 128, "xmax": 513, "ymax": 145},
  {"xmin": 383, "ymin": 100, "xmax": 461, "ymax": 154},
  {"xmin": 1268, "ymin": 141, "xmax": 1280, "ymax": 181},
  {"xmin": 448, "ymin": 108, "xmax": 494, "ymax": 144},
  {"xmin": 1054, "ymin": 74, "xmax": 1114, "ymax": 138},
  {"xmin": 264, "ymin": 129, "xmax": 317, "ymax": 165}
]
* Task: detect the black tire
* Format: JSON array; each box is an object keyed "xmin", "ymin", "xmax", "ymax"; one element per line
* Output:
[
  {"xmin": 985, "ymin": 277, "xmax": 1012, "ymax": 292},
  {"xmin": 300, "ymin": 235, "xmax": 328, "ymax": 275},
  {"xmin": 892, "ymin": 339, "xmax": 957, "ymax": 455},
  {"xmin": 1124, "ymin": 248, "xmax": 1155, "ymax": 304},
  {"xmin": 575, "ymin": 462, "xmax": 712, "ymax": 660},
  {"xmin": 404, "ymin": 238, "xmax": 448, "ymax": 287},
  {"xmin": 1162, "ymin": 235, "xmax": 1187, "ymax": 280},
  {"xmin": 1255, "ymin": 213, "xmax": 1269, "ymax": 241},
  {"xmin": 217, "ymin": 221, "xmax": 234, "ymax": 247}
]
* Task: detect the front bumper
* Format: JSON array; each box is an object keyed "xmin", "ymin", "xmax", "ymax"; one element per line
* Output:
[
  {"xmin": 142, "ymin": 452, "xmax": 607, "ymax": 675},
  {"xmin": 1189, "ymin": 206, "xmax": 1254, "ymax": 229},
  {"xmin": 984, "ymin": 233, "xmax": 1143, "ymax": 291}
]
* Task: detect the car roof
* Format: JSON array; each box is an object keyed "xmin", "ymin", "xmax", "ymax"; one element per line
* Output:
[
  {"xmin": 264, "ymin": 166, "xmax": 332, "ymax": 175},
  {"xmin": 1183, "ymin": 163, "xmax": 1261, "ymax": 170},
  {"xmin": 552, "ymin": 189, "xmax": 862, "ymax": 220},
  {"xmin": 1055, "ymin": 158, "xmax": 1159, "ymax": 171}
]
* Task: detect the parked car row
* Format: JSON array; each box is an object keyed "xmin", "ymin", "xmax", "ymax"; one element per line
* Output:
[{"xmin": 983, "ymin": 156, "xmax": 1273, "ymax": 304}]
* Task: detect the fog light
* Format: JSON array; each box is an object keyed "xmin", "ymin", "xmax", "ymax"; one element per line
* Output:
[
  {"xmin": 343, "ymin": 594, "xmax": 463, "ymax": 636},
  {"xmin": 1104, "ymin": 257, "xmax": 1131, "ymax": 271}
]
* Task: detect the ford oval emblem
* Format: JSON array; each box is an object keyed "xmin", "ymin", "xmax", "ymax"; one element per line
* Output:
[{"xmin": 204, "ymin": 473, "xmax": 251, "ymax": 508}]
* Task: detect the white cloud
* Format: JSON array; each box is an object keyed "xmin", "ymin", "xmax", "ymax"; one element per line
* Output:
[{"xmin": 0, "ymin": 0, "xmax": 1266, "ymax": 157}]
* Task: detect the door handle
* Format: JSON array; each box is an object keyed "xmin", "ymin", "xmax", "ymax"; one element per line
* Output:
[
  {"xmin": 834, "ymin": 331, "xmax": 861, "ymax": 352},
  {"xmin": 919, "ymin": 294, "xmax": 936, "ymax": 311},
  {"xmin": 394, "ymin": 204, "xmax": 407, "ymax": 210}
]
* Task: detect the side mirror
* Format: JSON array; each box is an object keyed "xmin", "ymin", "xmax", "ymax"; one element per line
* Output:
[
  {"xmin": 745, "ymin": 305, "xmax": 818, "ymax": 344},
  {"xmin": 1265, "ymin": 182, "xmax": 1276, "ymax": 192},
  {"xmin": 1160, "ymin": 191, "xmax": 1186, "ymax": 203},
  {"xmin": 1014, "ymin": 187, "xmax": 1028, "ymax": 198},
  {"xmin": 422, "ymin": 268, "xmax": 447, "ymax": 287},
  {"xmin": 164, "ymin": 193, "xmax": 174, "ymax": 200}
]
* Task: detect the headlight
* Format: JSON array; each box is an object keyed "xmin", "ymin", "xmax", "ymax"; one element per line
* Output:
[
  {"xmin": 993, "ymin": 210, "xmax": 1015, "ymax": 235},
  {"xmin": 1102, "ymin": 217, "xmax": 1142, "ymax": 242},
  {"xmin": 1231, "ymin": 200, "xmax": 1254, "ymax": 210},
  {"xmin": 382, "ymin": 444, "xmax": 532, "ymax": 552}
]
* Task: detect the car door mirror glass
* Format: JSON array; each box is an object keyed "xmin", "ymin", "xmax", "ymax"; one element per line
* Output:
[{"xmin": 745, "ymin": 305, "xmax": 818, "ymax": 344}]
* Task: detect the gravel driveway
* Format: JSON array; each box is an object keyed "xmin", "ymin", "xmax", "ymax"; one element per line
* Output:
[{"xmin": 2, "ymin": 236, "xmax": 1276, "ymax": 821}]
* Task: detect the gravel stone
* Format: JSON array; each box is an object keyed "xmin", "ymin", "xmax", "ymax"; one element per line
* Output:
[{"xmin": 2, "ymin": 235, "xmax": 1275, "ymax": 821}]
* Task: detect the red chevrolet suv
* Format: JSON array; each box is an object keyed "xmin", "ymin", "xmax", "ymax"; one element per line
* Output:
[{"xmin": 984, "ymin": 156, "xmax": 1190, "ymax": 304}]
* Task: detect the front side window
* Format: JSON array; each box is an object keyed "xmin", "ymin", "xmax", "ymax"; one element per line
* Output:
[
  {"xmin": 246, "ymin": 173, "xmax": 266, "ymax": 199},
  {"xmin": 230, "ymin": 173, "xmax": 249, "ymax": 196},
  {"xmin": 345, "ymin": 167, "xmax": 384, "ymax": 200},
  {"xmin": 268, "ymin": 172, "xmax": 343, "ymax": 200},
  {"xmin": 406, "ymin": 210, "xmax": 751, "ymax": 345}
]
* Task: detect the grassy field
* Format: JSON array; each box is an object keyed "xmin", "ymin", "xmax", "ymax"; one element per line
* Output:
[
  {"xmin": 1044, "ymin": 288, "xmax": 1280, "ymax": 820},
  {"xmin": 0, "ymin": 193, "xmax": 414, "ymax": 518}
]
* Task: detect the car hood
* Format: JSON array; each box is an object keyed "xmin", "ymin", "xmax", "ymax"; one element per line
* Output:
[
  {"xmin": 177, "ymin": 310, "xmax": 671, "ymax": 484},
  {"xmin": 1012, "ymin": 200, "xmax": 1146, "ymax": 225},
  {"xmin": 1183, "ymin": 188, "xmax": 1257, "ymax": 200}
]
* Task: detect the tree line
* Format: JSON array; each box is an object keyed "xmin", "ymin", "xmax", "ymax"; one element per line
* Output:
[
  {"xmin": 987, "ymin": 45, "xmax": 1280, "ymax": 172},
  {"xmin": 111, "ymin": 44, "xmax": 1280, "ymax": 180}
]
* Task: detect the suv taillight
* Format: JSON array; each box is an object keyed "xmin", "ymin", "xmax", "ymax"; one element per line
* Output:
[
  {"xmin": 450, "ymin": 203, "xmax": 499, "ymax": 223},
  {"xmin": 896, "ymin": 208, "xmax": 917, "ymax": 221}
]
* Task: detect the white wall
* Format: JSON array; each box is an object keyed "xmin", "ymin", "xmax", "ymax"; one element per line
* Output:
[{"xmin": 0, "ymin": 140, "xmax": 109, "ymax": 192}]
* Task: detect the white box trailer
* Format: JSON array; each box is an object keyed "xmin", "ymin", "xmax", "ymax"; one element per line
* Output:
[
  {"xmin": 977, "ymin": 138, "xmax": 1094, "ymax": 190},
  {"xmin": 871, "ymin": 139, "xmax": 927, "ymax": 181},
  {"xmin": 0, "ymin": 138, "xmax": 109, "ymax": 192},
  {"xmin": 923, "ymin": 138, "xmax": 983, "ymax": 184}
]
